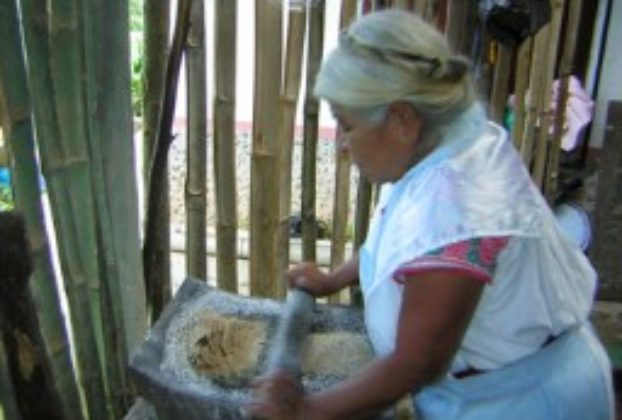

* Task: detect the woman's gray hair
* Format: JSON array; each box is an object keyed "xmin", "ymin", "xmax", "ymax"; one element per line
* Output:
[{"xmin": 314, "ymin": 9, "xmax": 476, "ymax": 130}]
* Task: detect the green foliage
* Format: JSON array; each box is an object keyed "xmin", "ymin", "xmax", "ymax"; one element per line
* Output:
[
  {"xmin": 130, "ymin": 34, "xmax": 144, "ymax": 117},
  {"xmin": 0, "ymin": 184, "xmax": 13, "ymax": 211},
  {"xmin": 130, "ymin": 0, "xmax": 144, "ymax": 117},
  {"xmin": 129, "ymin": 0, "xmax": 143, "ymax": 32}
]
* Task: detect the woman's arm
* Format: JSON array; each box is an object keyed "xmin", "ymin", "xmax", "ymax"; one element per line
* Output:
[
  {"xmin": 302, "ymin": 271, "xmax": 484, "ymax": 419},
  {"xmin": 287, "ymin": 253, "xmax": 360, "ymax": 297}
]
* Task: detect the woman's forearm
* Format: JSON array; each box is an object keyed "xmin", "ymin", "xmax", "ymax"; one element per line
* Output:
[
  {"xmin": 328, "ymin": 253, "xmax": 360, "ymax": 291},
  {"xmin": 304, "ymin": 352, "xmax": 429, "ymax": 420}
]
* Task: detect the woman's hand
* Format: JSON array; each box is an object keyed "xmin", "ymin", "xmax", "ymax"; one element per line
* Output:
[
  {"xmin": 286, "ymin": 262, "xmax": 337, "ymax": 298},
  {"xmin": 245, "ymin": 370, "xmax": 304, "ymax": 420}
]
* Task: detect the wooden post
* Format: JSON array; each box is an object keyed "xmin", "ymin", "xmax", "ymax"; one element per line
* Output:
[
  {"xmin": 0, "ymin": 213, "xmax": 66, "ymax": 420},
  {"xmin": 213, "ymin": 0, "xmax": 238, "ymax": 293}
]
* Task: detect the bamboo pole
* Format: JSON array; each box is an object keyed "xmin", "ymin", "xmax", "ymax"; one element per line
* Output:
[
  {"xmin": 82, "ymin": 0, "xmax": 147, "ymax": 412},
  {"xmin": 45, "ymin": 0, "xmax": 115, "ymax": 416},
  {"xmin": 0, "ymin": 2, "xmax": 83, "ymax": 418},
  {"xmin": 142, "ymin": 2, "xmax": 170, "ymax": 302},
  {"xmin": 546, "ymin": 0, "xmax": 582, "ymax": 203},
  {"xmin": 250, "ymin": 0, "xmax": 283, "ymax": 297},
  {"xmin": 94, "ymin": 0, "xmax": 147, "ymax": 367},
  {"xmin": 141, "ymin": 0, "xmax": 170, "ymax": 321},
  {"xmin": 328, "ymin": 0, "xmax": 358, "ymax": 304},
  {"xmin": 489, "ymin": 42, "xmax": 514, "ymax": 124},
  {"xmin": 186, "ymin": 0, "xmax": 208, "ymax": 280},
  {"xmin": 301, "ymin": 0, "xmax": 325, "ymax": 263},
  {"xmin": 511, "ymin": 37, "xmax": 533, "ymax": 151},
  {"xmin": 277, "ymin": 2, "xmax": 307, "ymax": 298},
  {"xmin": 213, "ymin": 0, "xmax": 238, "ymax": 293},
  {"xmin": 520, "ymin": 25, "xmax": 550, "ymax": 168},
  {"xmin": 143, "ymin": 0, "xmax": 192, "ymax": 319},
  {"xmin": 143, "ymin": 0, "xmax": 170, "ymax": 197},
  {"xmin": 532, "ymin": 0, "xmax": 565, "ymax": 188}
]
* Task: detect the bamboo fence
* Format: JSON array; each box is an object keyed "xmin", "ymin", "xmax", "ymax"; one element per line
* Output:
[{"xmin": 0, "ymin": 0, "xmax": 595, "ymax": 417}]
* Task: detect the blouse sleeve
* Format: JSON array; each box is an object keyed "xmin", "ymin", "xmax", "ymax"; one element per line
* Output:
[{"xmin": 393, "ymin": 237, "xmax": 510, "ymax": 284}]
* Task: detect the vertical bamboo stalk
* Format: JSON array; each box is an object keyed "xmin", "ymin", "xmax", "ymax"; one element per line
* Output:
[
  {"xmin": 142, "ymin": 0, "xmax": 170, "ymax": 321},
  {"xmin": 511, "ymin": 37, "xmax": 533, "ymax": 151},
  {"xmin": 186, "ymin": 0, "xmax": 208, "ymax": 280},
  {"xmin": 97, "ymin": 0, "xmax": 147, "ymax": 364},
  {"xmin": 143, "ymin": 0, "xmax": 192, "ymax": 319},
  {"xmin": 250, "ymin": 0, "xmax": 283, "ymax": 297},
  {"xmin": 84, "ymin": 0, "xmax": 147, "ymax": 412},
  {"xmin": 489, "ymin": 42, "xmax": 514, "ymax": 124},
  {"xmin": 301, "ymin": 0, "xmax": 325, "ymax": 263},
  {"xmin": 520, "ymin": 25, "xmax": 550, "ymax": 168},
  {"xmin": 277, "ymin": 2, "xmax": 307, "ymax": 298},
  {"xmin": 46, "ymin": 0, "xmax": 115, "ymax": 416},
  {"xmin": 143, "ymin": 0, "xmax": 170, "ymax": 197},
  {"xmin": 532, "ymin": 0, "xmax": 565, "ymax": 188},
  {"xmin": 213, "ymin": 0, "xmax": 238, "ymax": 293},
  {"xmin": 0, "ymin": 2, "xmax": 84, "ymax": 418},
  {"xmin": 328, "ymin": 0, "xmax": 358, "ymax": 304},
  {"xmin": 546, "ymin": 0, "xmax": 582, "ymax": 202}
]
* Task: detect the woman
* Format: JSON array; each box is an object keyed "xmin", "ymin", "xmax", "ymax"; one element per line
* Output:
[{"xmin": 248, "ymin": 9, "xmax": 614, "ymax": 420}]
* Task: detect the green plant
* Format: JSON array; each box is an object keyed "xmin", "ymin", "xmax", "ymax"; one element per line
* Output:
[
  {"xmin": 129, "ymin": 0, "xmax": 144, "ymax": 117},
  {"xmin": 130, "ymin": 36, "xmax": 144, "ymax": 117},
  {"xmin": 0, "ymin": 185, "xmax": 14, "ymax": 211}
]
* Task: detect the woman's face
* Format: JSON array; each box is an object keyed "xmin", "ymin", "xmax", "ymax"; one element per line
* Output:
[{"xmin": 332, "ymin": 103, "xmax": 422, "ymax": 183}]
